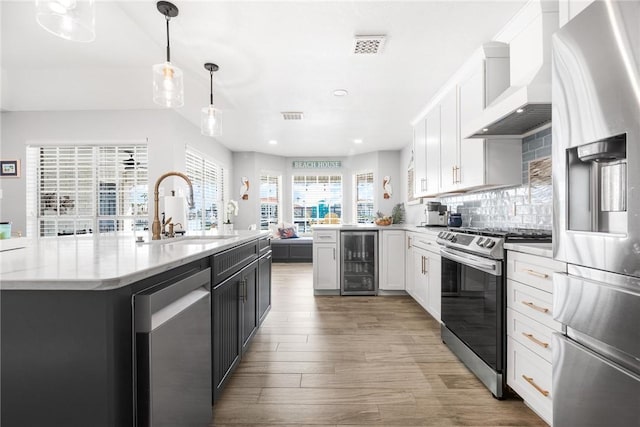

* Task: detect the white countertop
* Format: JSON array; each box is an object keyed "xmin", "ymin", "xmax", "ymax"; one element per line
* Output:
[
  {"xmin": 504, "ymin": 242, "xmax": 554, "ymax": 258},
  {"xmin": 0, "ymin": 230, "xmax": 268, "ymax": 291},
  {"xmin": 313, "ymin": 223, "xmax": 446, "ymax": 236}
]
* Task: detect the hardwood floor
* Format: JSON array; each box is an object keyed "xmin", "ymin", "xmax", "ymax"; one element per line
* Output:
[{"xmin": 211, "ymin": 263, "xmax": 547, "ymax": 426}]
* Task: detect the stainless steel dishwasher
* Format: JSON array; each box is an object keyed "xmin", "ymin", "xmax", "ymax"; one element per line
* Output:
[{"xmin": 135, "ymin": 268, "xmax": 212, "ymax": 427}]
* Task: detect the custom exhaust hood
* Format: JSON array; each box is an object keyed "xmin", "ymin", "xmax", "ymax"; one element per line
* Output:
[{"xmin": 465, "ymin": 2, "xmax": 558, "ymax": 138}]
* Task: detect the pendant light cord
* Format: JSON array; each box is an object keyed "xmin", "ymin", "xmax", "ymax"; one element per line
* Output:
[
  {"xmin": 210, "ymin": 71, "xmax": 214, "ymax": 105},
  {"xmin": 165, "ymin": 16, "xmax": 171, "ymax": 63}
]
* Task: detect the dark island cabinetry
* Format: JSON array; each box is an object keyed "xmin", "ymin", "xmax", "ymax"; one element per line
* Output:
[
  {"xmin": 0, "ymin": 234, "xmax": 272, "ymax": 427},
  {"xmin": 211, "ymin": 236, "xmax": 271, "ymax": 401},
  {"xmin": 0, "ymin": 258, "xmax": 208, "ymax": 427}
]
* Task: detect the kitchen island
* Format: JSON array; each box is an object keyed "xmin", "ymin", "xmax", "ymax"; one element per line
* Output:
[{"xmin": 0, "ymin": 230, "xmax": 270, "ymax": 427}]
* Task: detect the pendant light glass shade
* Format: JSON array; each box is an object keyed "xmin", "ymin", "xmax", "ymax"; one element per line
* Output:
[
  {"xmin": 201, "ymin": 63, "xmax": 220, "ymax": 136},
  {"xmin": 152, "ymin": 2, "xmax": 183, "ymax": 108},
  {"xmin": 152, "ymin": 61, "xmax": 184, "ymax": 108},
  {"xmin": 35, "ymin": 0, "xmax": 96, "ymax": 42},
  {"xmin": 201, "ymin": 105, "xmax": 221, "ymax": 137}
]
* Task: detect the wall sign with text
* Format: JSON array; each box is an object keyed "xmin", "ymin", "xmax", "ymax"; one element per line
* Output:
[{"xmin": 292, "ymin": 160, "xmax": 342, "ymax": 169}]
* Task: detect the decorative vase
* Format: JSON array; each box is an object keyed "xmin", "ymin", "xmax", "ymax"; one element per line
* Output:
[{"xmin": 223, "ymin": 223, "xmax": 234, "ymax": 233}]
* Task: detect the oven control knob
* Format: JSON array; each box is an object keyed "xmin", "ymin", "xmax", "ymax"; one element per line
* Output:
[
  {"xmin": 485, "ymin": 240, "xmax": 496, "ymax": 248},
  {"xmin": 477, "ymin": 238, "xmax": 485, "ymax": 246},
  {"xmin": 438, "ymin": 232, "xmax": 445, "ymax": 238},
  {"xmin": 448, "ymin": 234, "xmax": 455, "ymax": 241}
]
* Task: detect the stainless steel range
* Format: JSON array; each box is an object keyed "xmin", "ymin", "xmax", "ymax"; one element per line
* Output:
[{"xmin": 437, "ymin": 227, "xmax": 551, "ymax": 399}]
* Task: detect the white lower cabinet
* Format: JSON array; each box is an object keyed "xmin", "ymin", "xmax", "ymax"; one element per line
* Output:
[
  {"xmin": 425, "ymin": 250, "xmax": 441, "ymax": 322},
  {"xmin": 379, "ymin": 230, "xmax": 406, "ymax": 291},
  {"xmin": 313, "ymin": 230, "xmax": 338, "ymax": 292},
  {"xmin": 507, "ymin": 336, "xmax": 553, "ymax": 423},
  {"xmin": 506, "ymin": 249, "xmax": 566, "ymax": 426},
  {"xmin": 412, "ymin": 247, "xmax": 428, "ymax": 309},
  {"xmin": 407, "ymin": 232, "xmax": 441, "ymax": 322}
]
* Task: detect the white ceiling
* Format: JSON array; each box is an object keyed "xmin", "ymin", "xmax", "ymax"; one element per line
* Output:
[{"xmin": 1, "ymin": 0, "xmax": 527, "ymax": 156}]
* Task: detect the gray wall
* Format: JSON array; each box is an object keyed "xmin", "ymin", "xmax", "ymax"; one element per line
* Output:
[
  {"xmin": 0, "ymin": 110, "xmax": 233, "ymax": 236},
  {"xmin": 230, "ymin": 151, "xmax": 402, "ymax": 230}
]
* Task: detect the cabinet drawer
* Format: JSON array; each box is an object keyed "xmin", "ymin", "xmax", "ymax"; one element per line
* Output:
[
  {"xmin": 507, "ymin": 337, "xmax": 552, "ymax": 425},
  {"xmin": 507, "ymin": 251, "xmax": 565, "ymax": 292},
  {"xmin": 507, "ymin": 279, "xmax": 562, "ymax": 331},
  {"xmin": 507, "ymin": 307, "xmax": 554, "ymax": 363},
  {"xmin": 411, "ymin": 234, "xmax": 440, "ymax": 255},
  {"xmin": 313, "ymin": 230, "xmax": 337, "ymax": 243},
  {"xmin": 212, "ymin": 240, "xmax": 259, "ymax": 285}
]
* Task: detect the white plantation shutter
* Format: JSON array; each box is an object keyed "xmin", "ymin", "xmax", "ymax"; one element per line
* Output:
[
  {"xmin": 185, "ymin": 148, "xmax": 225, "ymax": 230},
  {"xmin": 355, "ymin": 171, "xmax": 374, "ymax": 223},
  {"xmin": 259, "ymin": 174, "xmax": 280, "ymax": 229},
  {"xmin": 292, "ymin": 174, "xmax": 342, "ymax": 233},
  {"xmin": 26, "ymin": 144, "xmax": 148, "ymax": 237}
]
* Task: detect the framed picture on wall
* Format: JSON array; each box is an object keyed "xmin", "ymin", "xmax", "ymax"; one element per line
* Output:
[{"xmin": 0, "ymin": 160, "xmax": 20, "ymax": 178}]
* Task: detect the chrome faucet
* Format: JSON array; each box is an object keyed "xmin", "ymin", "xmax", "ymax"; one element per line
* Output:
[{"xmin": 152, "ymin": 171, "xmax": 195, "ymax": 240}]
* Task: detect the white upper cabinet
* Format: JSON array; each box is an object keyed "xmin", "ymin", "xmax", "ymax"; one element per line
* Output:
[
  {"xmin": 413, "ymin": 119, "xmax": 427, "ymax": 196},
  {"xmin": 411, "ymin": 41, "xmax": 522, "ymax": 196},
  {"xmin": 439, "ymin": 88, "xmax": 458, "ymax": 193},
  {"xmin": 425, "ymin": 106, "xmax": 441, "ymax": 196},
  {"xmin": 458, "ymin": 62, "xmax": 491, "ymax": 190}
]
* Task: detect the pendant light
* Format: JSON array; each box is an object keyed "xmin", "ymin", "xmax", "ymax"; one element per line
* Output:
[
  {"xmin": 152, "ymin": 1, "xmax": 184, "ymax": 108},
  {"xmin": 201, "ymin": 63, "xmax": 221, "ymax": 137},
  {"xmin": 35, "ymin": 0, "xmax": 96, "ymax": 42}
]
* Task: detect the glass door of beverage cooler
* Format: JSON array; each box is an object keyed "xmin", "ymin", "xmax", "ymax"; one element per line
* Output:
[{"xmin": 341, "ymin": 231, "xmax": 378, "ymax": 295}]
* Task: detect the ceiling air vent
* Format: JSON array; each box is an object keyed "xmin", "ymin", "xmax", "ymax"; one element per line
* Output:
[
  {"xmin": 353, "ymin": 35, "xmax": 386, "ymax": 55},
  {"xmin": 281, "ymin": 112, "xmax": 304, "ymax": 120}
]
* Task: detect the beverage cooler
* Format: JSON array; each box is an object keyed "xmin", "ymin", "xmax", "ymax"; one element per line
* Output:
[{"xmin": 340, "ymin": 231, "xmax": 378, "ymax": 295}]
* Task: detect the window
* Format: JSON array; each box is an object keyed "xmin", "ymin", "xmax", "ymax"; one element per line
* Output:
[
  {"xmin": 355, "ymin": 171, "xmax": 374, "ymax": 223},
  {"xmin": 26, "ymin": 144, "xmax": 148, "ymax": 237},
  {"xmin": 292, "ymin": 175, "xmax": 342, "ymax": 233},
  {"xmin": 259, "ymin": 174, "xmax": 281, "ymax": 230},
  {"xmin": 185, "ymin": 148, "xmax": 225, "ymax": 230}
]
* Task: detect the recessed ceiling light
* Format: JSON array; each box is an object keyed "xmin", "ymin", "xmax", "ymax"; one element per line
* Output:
[
  {"xmin": 354, "ymin": 139, "xmax": 363, "ymax": 144},
  {"xmin": 482, "ymin": 128, "xmax": 489, "ymax": 132},
  {"xmin": 268, "ymin": 140, "xmax": 277, "ymax": 145},
  {"xmin": 333, "ymin": 89, "xmax": 348, "ymax": 97},
  {"xmin": 516, "ymin": 108, "xmax": 524, "ymax": 113}
]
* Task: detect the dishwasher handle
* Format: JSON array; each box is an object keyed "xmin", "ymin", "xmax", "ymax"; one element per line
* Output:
[{"xmin": 135, "ymin": 268, "xmax": 211, "ymax": 333}]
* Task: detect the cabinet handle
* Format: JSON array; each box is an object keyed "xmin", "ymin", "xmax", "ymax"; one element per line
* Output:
[
  {"xmin": 456, "ymin": 166, "xmax": 461, "ymax": 184},
  {"xmin": 522, "ymin": 332, "xmax": 549, "ymax": 348},
  {"xmin": 239, "ymin": 279, "xmax": 244, "ymax": 300},
  {"xmin": 452, "ymin": 166, "xmax": 455, "ymax": 185},
  {"xmin": 333, "ymin": 248, "xmax": 336, "ymax": 260},
  {"xmin": 525, "ymin": 269, "xmax": 549, "ymax": 279},
  {"xmin": 522, "ymin": 375, "xmax": 549, "ymax": 397},
  {"xmin": 521, "ymin": 301, "xmax": 550, "ymax": 314},
  {"xmin": 424, "ymin": 256, "xmax": 429, "ymax": 274},
  {"xmin": 407, "ymin": 236, "xmax": 412, "ymax": 249}
]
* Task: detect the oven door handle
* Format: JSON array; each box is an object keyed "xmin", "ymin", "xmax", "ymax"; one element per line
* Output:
[{"xmin": 440, "ymin": 248, "xmax": 502, "ymax": 276}]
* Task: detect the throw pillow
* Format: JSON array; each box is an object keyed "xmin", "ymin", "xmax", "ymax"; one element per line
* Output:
[{"xmin": 278, "ymin": 226, "xmax": 298, "ymax": 239}]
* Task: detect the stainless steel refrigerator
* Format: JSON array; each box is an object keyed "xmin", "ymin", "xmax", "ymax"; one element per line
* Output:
[
  {"xmin": 552, "ymin": 2, "xmax": 640, "ymax": 425},
  {"xmin": 340, "ymin": 231, "xmax": 378, "ymax": 295}
]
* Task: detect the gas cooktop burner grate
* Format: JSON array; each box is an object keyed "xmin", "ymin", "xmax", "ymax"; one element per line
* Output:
[{"xmin": 452, "ymin": 227, "xmax": 552, "ymax": 240}]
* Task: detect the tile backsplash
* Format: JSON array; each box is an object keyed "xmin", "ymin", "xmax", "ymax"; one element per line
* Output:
[{"xmin": 439, "ymin": 127, "xmax": 553, "ymax": 230}]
